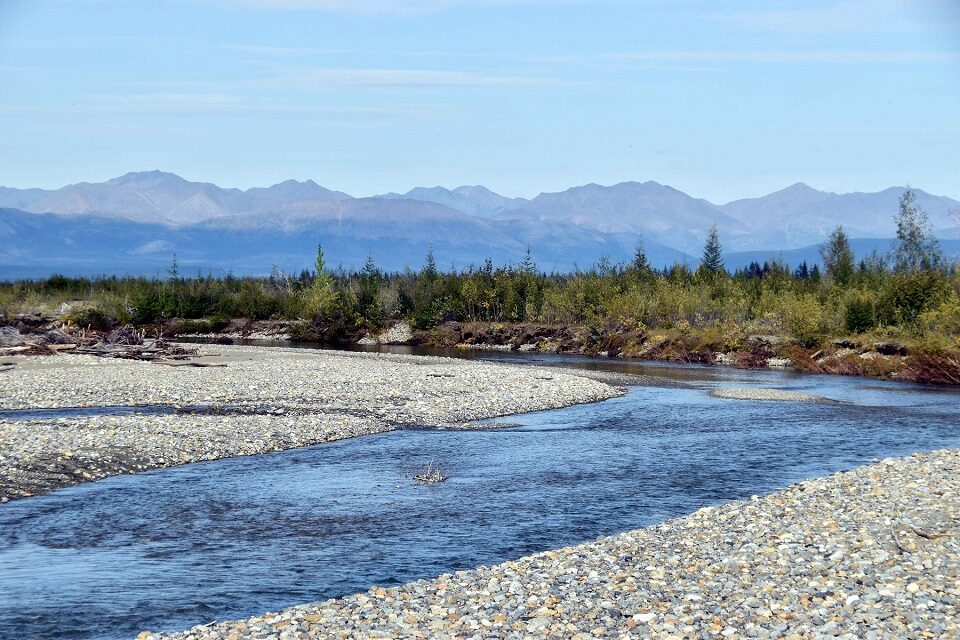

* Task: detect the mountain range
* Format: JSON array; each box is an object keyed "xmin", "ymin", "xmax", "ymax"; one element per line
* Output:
[{"xmin": 1, "ymin": 171, "xmax": 958, "ymax": 278}]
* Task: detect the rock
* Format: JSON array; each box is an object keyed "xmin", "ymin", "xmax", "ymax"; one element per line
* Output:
[
  {"xmin": 874, "ymin": 342, "xmax": 908, "ymax": 356},
  {"xmin": 765, "ymin": 357, "xmax": 793, "ymax": 368},
  {"xmin": 831, "ymin": 338, "xmax": 858, "ymax": 349},
  {"xmin": 714, "ymin": 352, "xmax": 733, "ymax": 364},
  {"xmin": 378, "ymin": 323, "xmax": 413, "ymax": 345},
  {"xmin": 0, "ymin": 326, "xmax": 26, "ymax": 347}
]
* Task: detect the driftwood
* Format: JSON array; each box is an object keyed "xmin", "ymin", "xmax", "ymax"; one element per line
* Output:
[
  {"xmin": 151, "ymin": 361, "xmax": 227, "ymax": 367},
  {"xmin": 906, "ymin": 524, "xmax": 951, "ymax": 540},
  {"xmin": 891, "ymin": 521, "xmax": 952, "ymax": 554},
  {"xmin": 891, "ymin": 523, "xmax": 906, "ymax": 555},
  {"xmin": 413, "ymin": 461, "xmax": 448, "ymax": 484},
  {"xmin": 0, "ymin": 346, "xmax": 31, "ymax": 354},
  {"xmin": 72, "ymin": 340, "xmax": 199, "ymax": 362}
]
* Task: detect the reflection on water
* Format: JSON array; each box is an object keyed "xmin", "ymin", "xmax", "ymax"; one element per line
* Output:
[{"xmin": 1, "ymin": 346, "xmax": 958, "ymax": 640}]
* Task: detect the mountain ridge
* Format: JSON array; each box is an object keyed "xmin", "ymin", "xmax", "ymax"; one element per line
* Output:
[{"xmin": 2, "ymin": 171, "xmax": 959, "ymax": 278}]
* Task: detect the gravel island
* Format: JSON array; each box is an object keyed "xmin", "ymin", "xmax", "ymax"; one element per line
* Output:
[
  {"xmin": 146, "ymin": 449, "xmax": 959, "ymax": 640},
  {"xmin": 0, "ymin": 345, "xmax": 621, "ymax": 501}
]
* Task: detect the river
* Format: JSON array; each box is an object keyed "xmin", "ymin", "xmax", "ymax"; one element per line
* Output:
[{"xmin": 1, "ymin": 345, "xmax": 958, "ymax": 639}]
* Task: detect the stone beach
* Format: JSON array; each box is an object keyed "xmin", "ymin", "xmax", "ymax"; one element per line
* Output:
[
  {"xmin": 0, "ymin": 345, "xmax": 620, "ymax": 501},
  {"xmin": 146, "ymin": 449, "xmax": 959, "ymax": 640}
]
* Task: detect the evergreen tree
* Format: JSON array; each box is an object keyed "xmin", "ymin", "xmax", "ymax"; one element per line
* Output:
[
  {"xmin": 306, "ymin": 243, "xmax": 336, "ymax": 319},
  {"xmin": 893, "ymin": 186, "xmax": 942, "ymax": 272},
  {"xmin": 810, "ymin": 264, "xmax": 822, "ymax": 283},
  {"xmin": 361, "ymin": 254, "xmax": 377, "ymax": 278},
  {"xmin": 421, "ymin": 247, "xmax": 438, "ymax": 281},
  {"xmin": 358, "ymin": 254, "xmax": 381, "ymax": 325},
  {"xmin": 519, "ymin": 245, "xmax": 536, "ymax": 275},
  {"xmin": 167, "ymin": 253, "xmax": 180, "ymax": 280},
  {"xmin": 699, "ymin": 224, "xmax": 724, "ymax": 274},
  {"xmin": 793, "ymin": 261, "xmax": 809, "ymax": 280},
  {"xmin": 820, "ymin": 225, "xmax": 854, "ymax": 286},
  {"xmin": 633, "ymin": 239, "xmax": 652, "ymax": 274},
  {"xmin": 314, "ymin": 244, "xmax": 332, "ymax": 288}
]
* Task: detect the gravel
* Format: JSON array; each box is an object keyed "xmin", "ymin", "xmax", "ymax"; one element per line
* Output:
[
  {"xmin": 0, "ymin": 345, "xmax": 620, "ymax": 501},
  {"xmin": 144, "ymin": 449, "xmax": 960, "ymax": 640},
  {"xmin": 710, "ymin": 387, "xmax": 837, "ymax": 403}
]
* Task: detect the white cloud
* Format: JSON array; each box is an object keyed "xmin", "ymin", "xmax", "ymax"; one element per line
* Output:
[
  {"xmin": 255, "ymin": 67, "xmax": 565, "ymax": 88},
  {"xmin": 116, "ymin": 92, "xmax": 244, "ymax": 106},
  {"xmin": 202, "ymin": 0, "xmax": 582, "ymax": 14},
  {"xmin": 536, "ymin": 49, "xmax": 960, "ymax": 66},
  {"xmin": 709, "ymin": 0, "xmax": 945, "ymax": 35},
  {"xmin": 223, "ymin": 44, "xmax": 357, "ymax": 55}
]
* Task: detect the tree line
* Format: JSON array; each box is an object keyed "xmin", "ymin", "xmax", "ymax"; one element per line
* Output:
[{"xmin": 2, "ymin": 188, "xmax": 958, "ymax": 349}]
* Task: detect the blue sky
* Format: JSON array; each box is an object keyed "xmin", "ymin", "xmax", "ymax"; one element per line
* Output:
[{"xmin": 1, "ymin": 0, "xmax": 958, "ymax": 201}]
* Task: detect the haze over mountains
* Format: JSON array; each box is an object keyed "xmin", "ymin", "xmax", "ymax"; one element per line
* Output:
[{"xmin": 1, "ymin": 171, "xmax": 958, "ymax": 278}]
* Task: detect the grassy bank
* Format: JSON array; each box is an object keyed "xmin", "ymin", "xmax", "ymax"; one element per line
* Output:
[{"xmin": 3, "ymin": 258, "xmax": 959, "ymax": 383}]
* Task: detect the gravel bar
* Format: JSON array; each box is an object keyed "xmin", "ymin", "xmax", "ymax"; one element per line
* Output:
[
  {"xmin": 0, "ymin": 345, "xmax": 620, "ymax": 501},
  {"xmin": 146, "ymin": 449, "xmax": 959, "ymax": 640},
  {"xmin": 710, "ymin": 388, "xmax": 837, "ymax": 403}
]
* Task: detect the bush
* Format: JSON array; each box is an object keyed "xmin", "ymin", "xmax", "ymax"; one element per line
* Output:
[
  {"xmin": 781, "ymin": 294, "xmax": 825, "ymax": 347},
  {"xmin": 919, "ymin": 299, "xmax": 960, "ymax": 341},
  {"xmin": 68, "ymin": 307, "xmax": 114, "ymax": 331},
  {"xmin": 878, "ymin": 271, "xmax": 950, "ymax": 326},
  {"xmin": 844, "ymin": 292, "xmax": 878, "ymax": 334}
]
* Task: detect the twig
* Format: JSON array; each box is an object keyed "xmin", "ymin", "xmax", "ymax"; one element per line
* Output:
[
  {"xmin": 891, "ymin": 523, "xmax": 906, "ymax": 555},
  {"xmin": 906, "ymin": 524, "xmax": 951, "ymax": 540}
]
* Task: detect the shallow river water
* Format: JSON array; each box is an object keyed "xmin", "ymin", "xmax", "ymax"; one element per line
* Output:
[{"xmin": 1, "ymin": 346, "xmax": 959, "ymax": 639}]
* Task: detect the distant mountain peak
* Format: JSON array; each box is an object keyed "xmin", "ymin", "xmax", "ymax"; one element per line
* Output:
[
  {"xmin": 376, "ymin": 184, "xmax": 524, "ymax": 218},
  {"xmin": 107, "ymin": 170, "xmax": 188, "ymax": 186},
  {"xmin": 777, "ymin": 182, "xmax": 820, "ymax": 195},
  {"xmin": 271, "ymin": 178, "xmax": 320, "ymax": 188}
]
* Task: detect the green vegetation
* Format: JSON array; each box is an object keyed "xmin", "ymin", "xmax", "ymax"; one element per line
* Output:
[{"xmin": 2, "ymin": 190, "xmax": 958, "ymax": 373}]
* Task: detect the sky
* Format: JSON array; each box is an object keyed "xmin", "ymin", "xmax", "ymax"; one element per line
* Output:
[{"xmin": 0, "ymin": 0, "xmax": 958, "ymax": 202}]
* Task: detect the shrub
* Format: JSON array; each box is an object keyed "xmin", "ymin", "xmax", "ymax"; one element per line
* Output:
[
  {"xmin": 878, "ymin": 271, "xmax": 950, "ymax": 326},
  {"xmin": 782, "ymin": 294, "xmax": 825, "ymax": 347},
  {"xmin": 67, "ymin": 307, "xmax": 114, "ymax": 331},
  {"xmin": 919, "ymin": 299, "xmax": 960, "ymax": 339},
  {"xmin": 844, "ymin": 292, "xmax": 878, "ymax": 334}
]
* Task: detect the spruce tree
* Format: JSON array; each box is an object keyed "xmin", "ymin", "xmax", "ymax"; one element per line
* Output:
[
  {"xmin": 519, "ymin": 245, "xmax": 536, "ymax": 275},
  {"xmin": 633, "ymin": 240, "xmax": 652, "ymax": 275},
  {"xmin": 699, "ymin": 224, "xmax": 724, "ymax": 274},
  {"xmin": 422, "ymin": 247, "xmax": 438, "ymax": 281}
]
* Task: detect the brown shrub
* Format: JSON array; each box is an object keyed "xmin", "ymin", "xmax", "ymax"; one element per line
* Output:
[
  {"xmin": 905, "ymin": 352, "xmax": 960, "ymax": 385},
  {"xmin": 782, "ymin": 345, "xmax": 824, "ymax": 374}
]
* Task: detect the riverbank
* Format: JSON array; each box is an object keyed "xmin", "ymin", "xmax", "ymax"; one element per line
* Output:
[
  {"xmin": 177, "ymin": 318, "xmax": 960, "ymax": 385},
  {"xmin": 0, "ymin": 345, "xmax": 620, "ymax": 502},
  {"xmin": 144, "ymin": 448, "xmax": 959, "ymax": 639},
  {"xmin": 4, "ymin": 313, "xmax": 960, "ymax": 384}
]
